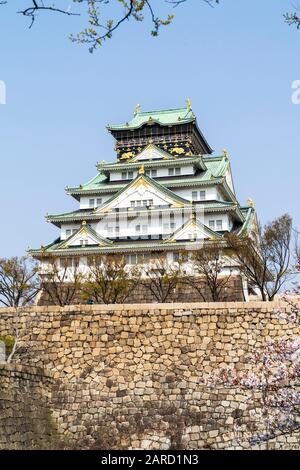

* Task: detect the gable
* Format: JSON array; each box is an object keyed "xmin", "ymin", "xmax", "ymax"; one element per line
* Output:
[
  {"xmin": 59, "ymin": 223, "xmax": 112, "ymax": 248},
  {"xmin": 225, "ymin": 165, "xmax": 235, "ymax": 194},
  {"xmin": 164, "ymin": 218, "xmax": 221, "ymax": 243},
  {"xmin": 131, "ymin": 144, "xmax": 173, "ymax": 162},
  {"xmin": 95, "ymin": 175, "xmax": 188, "ymax": 213}
]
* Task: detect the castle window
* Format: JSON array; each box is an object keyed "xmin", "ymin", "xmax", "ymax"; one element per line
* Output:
[
  {"xmin": 89, "ymin": 198, "xmax": 95, "ymax": 208},
  {"xmin": 192, "ymin": 191, "xmax": 198, "ymax": 201},
  {"xmin": 209, "ymin": 220, "xmax": 215, "ymax": 229},
  {"xmin": 175, "ymin": 167, "xmax": 181, "ymax": 176},
  {"xmin": 128, "ymin": 254, "xmax": 137, "ymax": 265},
  {"xmin": 200, "ymin": 190, "xmax": 206, "ymax": 200},
  {"xmin": 168, "ymin": 168, "xmax": 174, "ymax": 176},
  {"xmin": 146, "ymin": 169, "xmax": 157, "ymax": 177},
  {"xmin": 216, "ymin": 220, "xmax": 223, "ymax": 230},
  {"xmin": 135, "ymin": 225, "xmax": 141, "ymax": 233},
  {"xmin": 142, "ymin": 225, "xmax": 148, "ymax": 234},
  {"xmin": 66, "ymin": 229, "xmax": 71, "ymax": 237},
  {"xmin": 96, "ymin": 198, "xmax": 102, "ymax": 206},
  {"xmin": 122, "ymin": 171, "xmax": 134, "ymax": 180},
  {"xmin": 144, "ymin": 253, "xmax": 151, "ymax": 263},
  {"xmin": 60, "ymin": 257, "xmax": 73, "ymax": 268},
  {"xmin": 173, "ymin": 252, "xmax": 180, "ymax": 262},
  {"xmin": 87, "ymin": 257, "xmax": 95, "ymax": 267},
  {"xmin": 130, "ymin": 199, "xmax": 154, "ymax": 208}
]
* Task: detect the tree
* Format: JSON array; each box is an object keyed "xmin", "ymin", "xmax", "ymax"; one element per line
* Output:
[
  {"xmin": 141, "ymin": 254, "xmax": 182, "ymax": 303},
  {"xmin": 40, "ymin": 256, "xmax": 83, "ymax": 306},
  {"xmin": 285, "ymin": 10, "xmax": 300, "ymax": 29},
  {"xmin": 0, "ymin": 0, "xmax": 217, "ymax": 53},
  {"xmin": 81, "ymin": 254, "xmax": 139, "ymax": 304},
  {"xmin": 1, "ymin": 1, "xmax": 298, "ymax": 53},
  {"xmin": 0, "ymin": 329, "xmax": 20, "ymax": 364},
  {"xmin": 226, "ymin": 214, "xmax": 293, "ymax": 302},
  {"xmin": 294, "ymin": 230, "xmax": 300, "ymax": 272},
  {"xmin": 186, "ymin": 241, "xmax": 234, "ymax": 302},
  {"xmin": 0, "ymin": 256, "xmax": 40, "ymax": 307},
  {"xmin": 207, "ymin": 336, "xmax": 300, "ymax": 447}
]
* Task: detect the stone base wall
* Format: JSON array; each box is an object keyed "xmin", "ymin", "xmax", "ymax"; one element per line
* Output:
[
  {"xmin": 0, "ymin": 365, "xmax": 63, "ymax": 449},
  {"xmin": 38, "ymin": 276, "xmax": 245, "ymax": 306},
  {"xmin": 0, "ymin": 301, "xmax": 299, "ymax": 450}
]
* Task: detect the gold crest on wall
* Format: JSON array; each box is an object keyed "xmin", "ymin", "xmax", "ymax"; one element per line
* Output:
[
  {"xmin": 170, "ymin": 147, "xmax": 185, "ymax": 155},
  {"xmin": 120, "ymin": 151, "xmax": 135, "ymax": 160}
]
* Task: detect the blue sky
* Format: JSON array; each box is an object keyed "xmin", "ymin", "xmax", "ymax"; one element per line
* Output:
[{"xmin": 0, "ymin": 0, "xmax": 299, "ymax": 257}]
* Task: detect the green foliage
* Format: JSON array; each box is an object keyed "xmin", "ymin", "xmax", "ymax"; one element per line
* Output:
[
  {"xmin": 1, "ymin": 0, "xmax": 219, "ymax": 53},
  {"xmin": 0, "ymin": 256, "xmax": 40, "ymax": 307},
  {"xmin": 284, "ymin": 12, "xmax": 300, "ymax": 29},
  {"xmin": 2, "ymin": 1, "xmax": 300, "ymax": 53},
  {"xmin": 82, "ymin": 255, "xmax": 140, "ymax": 304},
  {"xmin": 0, "ymin": 335, "xmax": 15, "ymax": 357}
]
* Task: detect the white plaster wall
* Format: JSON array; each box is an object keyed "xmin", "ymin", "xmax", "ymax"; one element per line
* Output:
[
  {"xmin": 109, "ymin": 188, "xmax": 171, "ymax": 209},
  {"xmin": 175, "ymin": 187, "xmax": 223, "ymax": 201},
  {"xmin": 109, "ymin": 165, "xmax": 194, "ymax": 182},
  {"xmin": 60, "ymin": 211, "xmax": 232, "ymax": 241},
  {"xmin": 60, "ymin": 225, "xmax": 81, "ymax": 240},
  {"xmin": 203, "ymin": 213, "xmax": 230, "ymax": 231},
  {"xmin": 80, "ymin": 194, "xmax": 111, "ymax": 209},
  {"xmin": 110, "ymin": 171, "xmax": 137, "ymax": 181},
  {"xmin": 94, "ymin": 211, "xmax": 189, "ymax": 239}
]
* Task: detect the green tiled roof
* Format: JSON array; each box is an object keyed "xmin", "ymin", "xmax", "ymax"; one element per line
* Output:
[
  {"xmin": 67, "ymin": 155, "xmax": 229, "ymax": 196},
  {"xmin": 202, "ymin": 156, "xmax": 230, "ymax": 178},
  {"xmin": 47, "ymin": 200, "xmax": 243, "ymax": 225},
  {"xmin": 237, "ymin": 207, "xmax": 256, "ymax": 237},
  {"xmin": 30, "ymin": 238, "xmax": 228, "ymax": 257},
  {"xmin": 67, "ymin": 173, "xmax": 108, "ymax": 192},
  {"xmin": 107, "ymin": 107, "xmax": 195, "ymax": 131},
  {"xmin": 96, "ymin": 156, "xmax": 206, "ymax": 173}
]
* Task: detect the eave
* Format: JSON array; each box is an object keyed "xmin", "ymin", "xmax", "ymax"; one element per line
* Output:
[
  {"xmin": 96, "ymin": 156, "xmax": 207, "ymax": 173},
  {"xmin": 66, "ymin": 175, "xmax": 236, "ymax": 200},
  {"xmin": 30, "ymin": 238, "xmax": 228, "ymax": 258},
  {"xmin": 46, "ymin": 200, "xmax": 244, "ymax": 227}
]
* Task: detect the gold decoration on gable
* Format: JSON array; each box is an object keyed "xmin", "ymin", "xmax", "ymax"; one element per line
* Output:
[
  {"xmin": 223, "ymin": 149, "xmax": 229, "ymax": 159},
  {"xmin": 170, "ymin": 147, "xmax": 185, "ymax": 155},
  {"xmin": 247, "ymin": 198, "xmax": 255, "ymax": 208},
  {"xmin": 120, "ymin": 151, "xmax": 134, "ymax": 160}
]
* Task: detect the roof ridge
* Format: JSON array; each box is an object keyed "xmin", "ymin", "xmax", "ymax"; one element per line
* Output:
[{"xmin": 137, "ymin": 107, "xmax": 189, "ymax": 115}]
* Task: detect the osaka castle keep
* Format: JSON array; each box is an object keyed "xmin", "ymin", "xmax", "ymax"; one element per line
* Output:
[{"xmin": 30, "ymin": 102, "xmax": 259, "ymax": 302}]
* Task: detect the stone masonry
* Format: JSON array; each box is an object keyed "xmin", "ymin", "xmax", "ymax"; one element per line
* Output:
[{"xmin": 0, "ymin": 301, "xmax": 299, "ymax": 450}]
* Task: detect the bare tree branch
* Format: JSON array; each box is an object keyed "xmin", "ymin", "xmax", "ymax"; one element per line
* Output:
[{"xmin": 0, "ymin": 0, "xmax": 215, "ymax": 52}]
